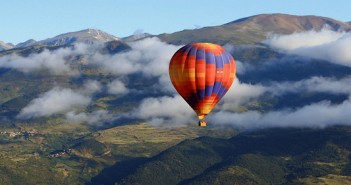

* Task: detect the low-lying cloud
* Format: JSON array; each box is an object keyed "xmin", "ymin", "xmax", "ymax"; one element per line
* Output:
[
  {"xmin": 209, "ymin": 97, "xmax": 351, "ymax": 130},
  {"xmin": 207, "ymin": 74, "xmax": 351, "ymax": 129},
  {"xmin": 107, "ymin": 79, "xmax": 129, "ymax": 95},
  {"xmin": 220, "ymin": 75, "xmax": 351, "ymax": 111},
  {"xmin": 133, "ymin": 95, "xmax": 195, "ymax": 126},
  {"xmin": 81, "ymin": 80, "xmax": 102, "ymax": 95},
  {"xmin": 132, "ymin": 74, "xmax": 351, "ymax": 128},
  {"xmin": 268, "ymin": 76, "xmax": 351, "ymax": 96},
  {"xmin": 18, "ymin": 87, "xmax": 91, "ymax": 118},
  {"xmin": 264, "ymin": 27, "xmax": 351, "ymax": 67},
  {"xmin": 92, "ymin": 37, "xmax": 180, "ymax": 77},
  {"xmin": 17, "ymin": 79, "xmax": 106, "ymax": 122},
  {"xmin": 6, "ymin": 34, "xmax": 351, "ymax": 130},
  {"xmin": 119, "ymin": 35, "xmax": 351, "ymax": 129},
  {"xmin": 220, "ymin": 79, "xmax": 266, "ymax": 111},
  {"xmin": 0, "ymin": 43, "xmax": 96, "ymax": 75},
  {"xmin": 66, "ymin": 110, "xmax": 113, "ymax": 125},
  {"xmin": 11, "ymin": 38, "xmax": 182, "ymax": 126}
]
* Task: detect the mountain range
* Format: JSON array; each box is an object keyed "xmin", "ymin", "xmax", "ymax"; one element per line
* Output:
[
  {"xmin": 1, "ymin": 13, "xmax": 350, "ymax": 51},
  {"xmin": 0, "ymin": 28, "xmax": 119, "ymax": 51},
  {"xmin": 0, "ymin": 13, "xmax": 351, "ymax": 185},
  {"xmin": 158, "ymin": 14, "xmax": 351, "ymax": 45},
  {"xmin": 0, "ymin": 41, "xmax": 14, "ymax": 51}
]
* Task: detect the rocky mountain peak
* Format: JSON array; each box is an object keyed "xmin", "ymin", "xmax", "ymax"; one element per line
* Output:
[
  {"xmin": 36, "ymin": 28, "xmax": 120, "ymax": 47},
  {"xmin": 15, "ymin": 39, "xmax": 37, "ymax": 48},
  {"xmin": 0, "ymin": 41, "xmax": 14, "ymax": 51}
]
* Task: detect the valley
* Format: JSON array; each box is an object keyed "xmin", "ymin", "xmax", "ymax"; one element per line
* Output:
[{"xmin": 0, "ymin": 13, "xmax": 351, "ymax": 184}]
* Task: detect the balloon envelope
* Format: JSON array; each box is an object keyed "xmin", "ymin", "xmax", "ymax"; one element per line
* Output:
[{"xmin": 169, "ymin": 43, "xmax": 236, "ymax": 121}]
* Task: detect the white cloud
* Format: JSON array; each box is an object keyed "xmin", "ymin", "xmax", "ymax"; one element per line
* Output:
[
  {"xmin": 267, "ymin": 76, "xmax": 351, "ymax": 96},
  {"xmin": 129, "ymin": 75, "xmax": 351, "ymax": 127},
  {"xmin": 129, "ymin": 79, "xmax": 266, "ymax": 126},
  {"xmin": 157, "ymin": 73, "xmax": 177, "ymax": 93},
  {"xmin": 0, "ymin": 44, "xmax": 98, "ymax": 75},
  {"xmin": 66, "ymin": 110, "xmax": 112, "ymax": 125},
  {"xmin": 92, "ymin": 52, "xmax": 141, "ymax": 75},
  {"xmin": 92, "ymin": 37, "xmax": 180, "ymax": 94},
  {"xmin": 107, "ymin": 79, "xmax": 129, "ymax": 95},
  {"xmin": 18, "ymin": 87, "xmax": 91, "ymax": 118},
  {"xmin": 264, "ymin": 27, "xmax": 346, "ymax": 50},
  {"xmin": 264, "ymin": 28, "xmax": 351, "ymax": 67},
  {"xmin": 209, "ymin": 97, "xmax": 351, "ymax": 130},
  {"xmin": 131, "ymin": 37, "xmax": 180, "ymax": 77},
  {"xmin": 92, "ymin": 37, "xmax": 180, "ymax": 77},
  {"xmin": 81, "ymin": 80, "xmax": 102, "ymax": 95},
  {"xmin": 6, "ymin": 33, "xmax": 351, "ymax": 130},
  {"xmin": 133, "ymin": 95, "xmax": 195, "ymax": 126},
  {"xmin": 207, "ymin": 74, "xmax": 351, "ymax": 129},
  {"xmin": 220, "ymin": 79, "xmax": 266, "ymax": 111},
  {"xmin": 234, "ymin": 60, "xmax": 247, "ymax": 74}
]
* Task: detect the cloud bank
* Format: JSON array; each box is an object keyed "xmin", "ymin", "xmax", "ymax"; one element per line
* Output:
[
  {"xmin": 91, "ymin": 37, "xmax": 179, "ymax": 77},
  {"xmin": 12, "ymin": 38, "xmax": 181, "ymax": 126},
  {"xmin": 82, "ymin": 80, "xmax": 102, "ymax": 95},
  {"xmin": 264, "ymin": 27, "xmax": 351, "ymax": 67},
  {"xmin": 102, "ymin": 36, "xmax": 351, "ymax": 129},
  {"xmin": 0, "ymin": 43, "xmax": 96, "ymax": 75},
  {"xmin": 66, "ymin": 110, "xmax": 113, "ymax": 125},
  {"xmin": 209, "ymin": 98, "xmax": 351, "ymax": 130},
  {"xmin": 130, "ymin": 74, "xmax": 351, "ymax": 128},
  {"xmin": 17, "ymin": 79, "xmax": 106, "ymax": 123},
  {"xmin": 267, "ymin": 76, "xmax": 351, "ymax": 96},
  {"xmin": 18, "ymin": 87, "xmax": 91, "ymax": 118},
  {"xmin": 7, "ymin": 35, "xmax": 351, "ymax": 130},
  {"xmin": 220, "ymin": 79, "xmax": 266, "ymax": 111},
  {"xmin": 133, "ymin": 95, "xmax": 195, "ymax": 126},
  {"xmin": 107, "ymin": 79, "xmax": 129, "ymax": 95}
]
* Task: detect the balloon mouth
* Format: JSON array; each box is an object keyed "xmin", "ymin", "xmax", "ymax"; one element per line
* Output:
[
  {"xmin": 197, "ymin": 114, "xmax": 206, "ymax": 120},
  {"xmin": 197, "ymin": 114, "xmax": 207, "ymax": 127}
]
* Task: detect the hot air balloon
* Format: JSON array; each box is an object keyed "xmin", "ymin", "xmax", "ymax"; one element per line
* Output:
[{"xmin": 169, "ymin": 43, "xmax": 236, "ymax": 126}]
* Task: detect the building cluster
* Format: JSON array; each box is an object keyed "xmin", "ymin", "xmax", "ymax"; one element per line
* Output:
[
  {"xmin": 0, "ymin": 130, "xmax": 38, "ymax": 137},
  {"xmin": 48, "ymin": 149, "xmax": 72, "ymax": 158}
]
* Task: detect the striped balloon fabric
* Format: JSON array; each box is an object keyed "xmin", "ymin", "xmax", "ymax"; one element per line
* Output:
[{"xmin": 169, "ymin": 43, "xmax": 236, "ymax": 125}]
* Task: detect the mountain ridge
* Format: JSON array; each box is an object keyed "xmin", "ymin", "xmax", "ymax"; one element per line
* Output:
[
  {"xmin": 15, "ymin": 39, "xmax": 37, "ymax": 48},
  {"xmin": 0, "ymin": 41, "xmax": 14, "ymax": 51},
  {"xmin": 36, "ymin": 28, "xmax": 119, "ymax": 46},
  {"xmin": 0, "ymin": 29, "xmax": 125, "ymax": 55},
  {"xmin": 1, "ymin": 13, "xmax": 350, "ymax": 51},
  {"xmin": 158, "ymin": 13, "xmax": 351, "ymax": 45}
]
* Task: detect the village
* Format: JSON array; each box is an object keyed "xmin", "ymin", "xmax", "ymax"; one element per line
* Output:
[
  {"xmin": 0, "ymin": 129, "xmax": 38, "ymax": 138},
  {"xmin": 48, "ymin": 148, "xmax": 72, "ymax": 158},
  {"xmin": 0, "ymin": 129, "xmax": 73, "ymax": 158}
]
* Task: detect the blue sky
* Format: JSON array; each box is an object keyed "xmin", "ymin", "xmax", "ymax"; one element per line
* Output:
[{"xmin": 1, "ymin": 0, "xmax": 350, "ymax": 44}]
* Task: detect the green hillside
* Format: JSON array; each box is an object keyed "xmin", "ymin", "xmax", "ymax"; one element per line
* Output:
[{"xmin": 105, "ymin": 126, "xmax": 351, "ymax": 185}]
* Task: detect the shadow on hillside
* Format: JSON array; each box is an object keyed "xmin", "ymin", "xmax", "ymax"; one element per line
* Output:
[
  {"xmin": 88, "ymin": 127, "xmax": 351, "ymax": 185},
  {"xmin": 88, "ymin": 157, "xmax": 149, "ymax": 185}
]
